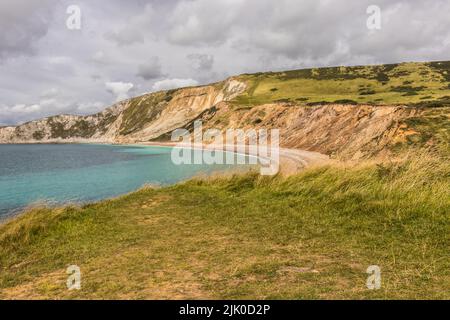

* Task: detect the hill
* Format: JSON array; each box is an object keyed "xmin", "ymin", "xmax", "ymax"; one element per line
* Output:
[{"xmin": 1, "ymin": 61, "xmax": 449, "ymax": 159}]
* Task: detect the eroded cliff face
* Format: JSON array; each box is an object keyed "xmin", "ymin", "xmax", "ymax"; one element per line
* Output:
[
  {"xmin": 117, "ymin": 79, "xmax": 246, "ymax": 143},
  {"xmin": 0, "ymin": 79, "xmax": 244, "ymax": 144},
  {"xmin": 195, "ymin": 103, "xmax": 420, "ymax": 160},
  {"xmin": 0, "ymin": 77, "xmax": 436, "ymax": 160}
]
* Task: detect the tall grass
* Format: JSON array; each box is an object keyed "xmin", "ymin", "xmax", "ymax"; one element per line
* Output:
[{"xmin": 0, "ymin": 154, "xmax": 448, "ymax": 299}]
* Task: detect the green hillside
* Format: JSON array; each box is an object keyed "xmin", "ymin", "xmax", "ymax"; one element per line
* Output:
[{"xmin": 232, "ymin": 61, "xmax": 450, "ymax": 107}]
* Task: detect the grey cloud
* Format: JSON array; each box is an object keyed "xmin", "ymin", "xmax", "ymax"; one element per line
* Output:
[
  {"xmin": 0, "ymin": 0, "xmax": 57, "ymax": 59},
  {"xmin": 168, "ymin": 0, "xmax": 450, "ymax": 65},
  {"xmin": 1, "ymin": 0, "xmax": 450, "ymax": 125},
  {"xmin": 104, "ymin": 29, "xmax": 145, "ymax": 46},
  {"xmin": 103, "ymin": 3, "xmax": 157, "ymax": 46},
  {"xmin": 349, "ymin": 1, "xmax": 450, "ymax": 63},
  {"xmin": 40, "ymin": 88, "xmax": 59, "ymax": 99},
  {"xmin": 152, "ymin": 78, "xmax": 198, "ymax": 91},
  {"xmin": 0, "ymin": 0, "xmax": 55, "ymax": 58},
  {"xmin": 187, "ymin": 53, "xmax": 214, "ymax": 71},
  {"xmin": 168, "ymin": 0, "xmax": 243, "ymax": 45},
  {"xmin": 167, "ymin": 0, "xmax": 356, "ymax": 61},
  {"xmin": 136, "ymin": 57, "xmax": 165, "ymax": 80},
  {"xmin": 92, "ymin": 51, "xmax": 107, "ymax": 64}
]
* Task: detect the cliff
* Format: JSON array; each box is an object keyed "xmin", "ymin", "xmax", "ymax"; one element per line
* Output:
[{"xmin": 1, "ymin": 61, "xmax": 449, "ymax": 159}]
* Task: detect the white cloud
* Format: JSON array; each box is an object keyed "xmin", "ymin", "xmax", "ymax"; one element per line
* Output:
[
  {"xmin": 105, "ymin": 82, "xmax": 134, "ymax": 102},
  {"xmin": 0, "ymin": 98, "xmax": 107, "ymax": 125},
  {"xmin": 10, "ymin": 104, "xmax": 41, "ymax": 113},
  {"xmin": 0, "ymin": 104, "xmax": 42, "ymax": 124},
  {"xmin": 152, "ymin": 78, "xmax": 199, "ymax": 91}
]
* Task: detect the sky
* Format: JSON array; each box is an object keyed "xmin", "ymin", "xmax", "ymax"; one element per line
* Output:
[{"xmin": 1, "ymin": 0, "xmax": 449, "ymax": 125}]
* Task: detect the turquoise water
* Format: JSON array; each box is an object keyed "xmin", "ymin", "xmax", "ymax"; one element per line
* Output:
[{"xmin": 0, "ymin": 144, "xmax": 251, "ymax": 218}]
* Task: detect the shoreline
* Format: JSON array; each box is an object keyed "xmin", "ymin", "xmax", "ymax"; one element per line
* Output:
[
  {"xmin": 136, "ymin": 141, "xmax": 330, "ymax": 175},
  {"xmin": 0, "ymin": 142, "xmax": 329, "ymax": 220},
  {"xmin": 1, "ymin": 141, "xmax": 330, "ymax": 175}
]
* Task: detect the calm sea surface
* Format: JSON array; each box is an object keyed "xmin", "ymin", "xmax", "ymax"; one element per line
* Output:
[{"xmin": 0, "ymin": 144, "xmax": 250, "ymax": 218}]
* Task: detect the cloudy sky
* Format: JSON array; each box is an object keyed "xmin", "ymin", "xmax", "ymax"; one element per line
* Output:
[{"xmin": 1, "ymin": 0, "xmax": 449, "ymax": 125}]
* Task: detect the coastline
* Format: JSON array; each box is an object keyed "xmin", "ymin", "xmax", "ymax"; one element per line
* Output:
[
  {"xmin": 0, "ymin": 142, "xmax": 329, "ymax": 220},
  {"xmin": 0, "ymin": 141, "xmax": 330, "ymax": 175},
  {"xmin": 137, "ymin": 141, "xmax": 330, "ymax": 175}
]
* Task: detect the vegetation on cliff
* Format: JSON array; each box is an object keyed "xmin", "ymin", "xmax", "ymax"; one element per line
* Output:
[{"xmin": 232, "ymin": 61, "xmax": 450, "ymax": 107}]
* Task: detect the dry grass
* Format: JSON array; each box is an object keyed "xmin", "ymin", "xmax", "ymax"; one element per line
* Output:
[{"xmin": 0, "ymin": 154, "xmax": 449, "ymax": 299}]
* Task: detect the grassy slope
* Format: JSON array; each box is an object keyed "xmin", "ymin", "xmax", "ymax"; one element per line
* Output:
[
  {"xmin": 1, "ymin": 156, "xmax": 449, "ymax": 299},
  {"xmin": 232, "ymin": 61, "xmax": 450, "ymax": 107}
]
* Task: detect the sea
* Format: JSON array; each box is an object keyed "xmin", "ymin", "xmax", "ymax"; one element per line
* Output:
[{"xmin": 0, "ymin": 144, "xmax": 251, "ymax": 218}]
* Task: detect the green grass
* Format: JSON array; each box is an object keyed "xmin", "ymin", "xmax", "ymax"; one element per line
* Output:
[
  {"xmin": 1, "ymin": 155, "xmax": 449, "ymax": 299},
  {"xmin": 232, "ymin": 61, "xmax": 450, "ymax": 107}
]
